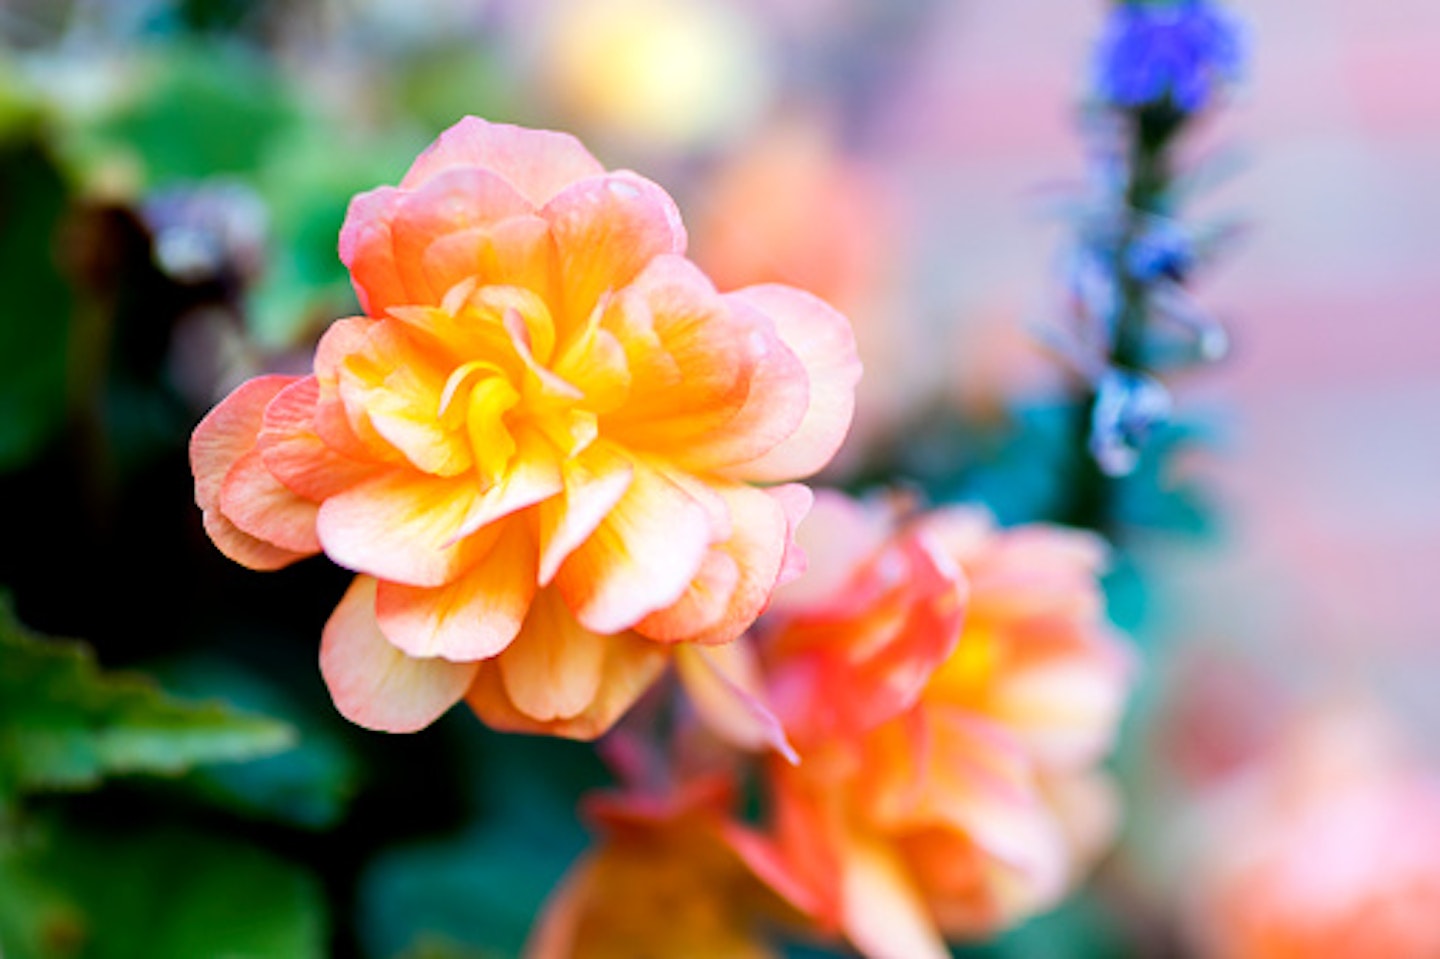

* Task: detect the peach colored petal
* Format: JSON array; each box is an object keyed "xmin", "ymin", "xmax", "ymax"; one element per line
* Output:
[
  {"xmin": 536, "ymin": 442, "xmax": 635, "ymax": 586},
  {"xmin": 258, "ymin": 377, "xmax": 379, "ymax": 501},
  {"xmin": 388, "ymin": 167, "xmax": 536, "ymax": 305},
  {"xmin": 217, "ymin": 449, "xmax": 321, "ymax": 554},
  {"xmin": 374, "ymin": 519, "xmax": 536, "ymax": 661},
  {"xmin": 554, "ymin": 457, "xmax": 714, "ymax": 635},
  {"xmin": 722, "ymin": 284, "xmax": 861, "ymax": 482},
  {"xmin": 319, "ymin": 575, "xmax": 479, "ymax": 733},
  {"xmin": 498, "ymin": 589, "xmax": 608, "ymax": 721},
  {"xmin": 542, "ymin": 172, "xmax": 686, "ymax": 328},
  {"xmin": 419, "ymin": 215, "xmax": 559, "ymax": 310},
  {"xmin": 338, "ymin": 187, "xmax": 408, "ymax": 316},
  {"xmin": 190, "ymin": 374, "xmax": 299, "ymax": 512},
  {"xmin": 467, "ymin": 629, "xmax": 667, "ymax": 740},
  {"xmin": 838, "ymin": 828, "xmax": 951, "ymax": 959},
  {"xmin": 659, "ymin": 297, "xmax": 812, "ymax": 476},
  {"xmin": 988, "ymin": 637, "xmax": 1131, "ymax": 769},
  {"xmin": 639, "ymin": 483, "xmax": 807, "ymax": 646},
  {"xmin": 316, "ymin": 471, "xmax": 482, "ymax": 587},
  {"xmin": 201, "ymin": 508, "xmax": 310, "ymax": 571},
  {"xmin": 399, "ymin": 116, "xmax": 605, "ymax": 205},
  {"xmin": 675, "ymin": 642, "xmax": 797, "ymax": 763}
]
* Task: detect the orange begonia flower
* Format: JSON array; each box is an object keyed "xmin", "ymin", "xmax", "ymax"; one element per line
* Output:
[
  {"xmin": 720, "ymin": 493, "xmax": 1132, "ymax": 956},
  {"xmin": 190, "ymin": 117, "xmax": 859, "ymax": 736},
  {"xmin": 526, "ymin": 776, "xmax": 813, "ymax": 959}
]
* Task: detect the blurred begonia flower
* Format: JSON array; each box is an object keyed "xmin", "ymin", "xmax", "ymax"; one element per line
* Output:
[
  {"xmin": 1186, "ymin": 703, "xmax": 1440, "ymax": 959},
  {"xmin": 723, "ymin": 493, "xmax": 1132, "ymax": 954},
  {"xmin": 190, "ymin": 117, "xmax": 859, "ymax": 737},
  {"xmin": 527, "ymin": 776, "xmax": 812, "ymax": 959}
]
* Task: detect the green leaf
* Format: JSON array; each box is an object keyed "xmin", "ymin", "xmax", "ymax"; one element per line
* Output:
[
  {"xmin": 158, "ymin": 656, "xmax": 361, "ymax": 829},
  {"xmin": 2, "ymin": 823, "xmax": 327, "ymax": 959},
  {"xmin": 0, "ymin": 597, "xmax": 295, "ymax": 799}
]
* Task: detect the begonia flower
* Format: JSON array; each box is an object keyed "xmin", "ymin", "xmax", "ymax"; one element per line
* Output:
[
  {"xmin": 1185, "ymin": 703, "xmax": 1440, "ymax": 959},
  {"xmin": 527, "ymin": 776, "xmax": 811, "ymax": 959},
  {"xmin": 719, "ymin": 493, "xmax": 1132, "ymax": 955},
  {"xmin": 190, "ymin": 116, "xmax": 859, "ymax": 736}
]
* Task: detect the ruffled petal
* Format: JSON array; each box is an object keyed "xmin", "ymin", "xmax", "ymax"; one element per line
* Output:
[
  {"xmin": 498, "ymin": 589, "xmax": 608, "ymax": 721},
  {"xmin": 374, "ymin": 518, "xmax": 537, "ymax": 661},
  {"xmin": 201, "ymin": 509, "xmax": 310, "ymax": 571},
  {"xmin": 543, "ymin": 172, "xmax": 687, "ymax": 329},
  {"xmin": 259, "ymin": 376, "xmax": 379, "ymax": 501},
  {"xmin": 316, "ymin": 471, "xmax": 483, "ymax": 587},
  {"xmin": 723, "ymin": 284, "xmax": 861, "ymax": 482},
  {"xmin": 467, "ymin": 628, "xmax": 667, "ymax": 740},
  {"xmin": 553, "ymin": 456, "xmax": 714, "ymax": 634},
  {"xmin": 218, "ymin": 449, "xmax": 321, "ymax": 554},
  {"xmin": 400, "ymin": 116, "xmax": 605, "ymax": 205},
  {"xmin": 536, "ymin": 441, "xmax": 635, "ymax": 586},
  {"xmin": 338, "ymin": 187, "xmax": 408, "ymax": 316},
  {"xmin": 319, "ymin": 576, "xmax": 479, "ymax": 733},
  {"xmin": 191, "ymin": 374, "xmax": 299, "ymax": 513}
]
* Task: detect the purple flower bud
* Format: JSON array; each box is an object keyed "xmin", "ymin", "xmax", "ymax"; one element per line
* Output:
[{"xmin": 1093, "ymin": 0, "xmax": 1247, "ymax": 114}]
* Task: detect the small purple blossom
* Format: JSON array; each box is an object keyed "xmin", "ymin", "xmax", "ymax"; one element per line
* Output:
[{"xmin": 1093, "ymin": 0, "xmax": 1247, "ymax": 114}]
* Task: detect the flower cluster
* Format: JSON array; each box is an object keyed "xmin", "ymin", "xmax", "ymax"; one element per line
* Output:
[
  {"xmin": 191, "ymin": 117, "xmax": 859, "ymax": 737},
  {"xmin": 530, "ymin": 493, "xmax": 1134, "ymax": 957}
]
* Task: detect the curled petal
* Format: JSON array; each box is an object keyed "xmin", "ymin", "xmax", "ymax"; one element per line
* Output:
[
  {"xmin": 399, "ymin": 116, "xmax": 605, "ymax": 205},
  {"xmin": 675, "ymin": 642, "xmax": 797, "ymax": 763},
  {"xmin": 319, "ymin": 576, "xmax": 479, "ymax": 733},
  {"xmin": 467, "ymin": 629, "xmax": 667, "ymax": 740},
  {"xmin": 537, "ymin": 442, "xmax": 635, "ymax": 586},
  {"xmin": 723, "ymin": 284, "xmax": 861, "ymax": 482},
  {"xmin": 375, "ymin": 519, "xmax": 537, "ymax": 661}
]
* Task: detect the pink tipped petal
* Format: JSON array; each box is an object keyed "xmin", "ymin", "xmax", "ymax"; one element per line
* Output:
[
  {"xmin": 375, "ymin": 519, "xmax": 537, "ymax": 661},
  {"xmin": 201, "ymin": 509, "xmax": 310, "ymax": 571},
  {"xmin": 839, "ymin": 829, "xmax": 952, "ymax": 959},
  {"xmin": 543, "ymin": 172, "xmax": 687, "ymax": 326},
  {"xmin": 724, "ymin": 285, "xmax": 861, "ymax": 482},
  {"xmin": 554, "ymin": 458, "xmax": 714, "ymax": 635},
  {"xmin": 498, "ymin": 590, "xmax": 607, "ymax": 722},
  {"xmin": 191, "ymin": 374, "xmax": 300, "ymax": 511},
  {"xmin": 400, "ymin": 116, "xmax": 605, "ymax": 205},
  {"xmin": 218, "ymin": 449, "xmax": 322, "ymax": 554},
  {"xmin": 319, "ymin": 576, "xmax": 479, "ymax": 733},
  {"xmin": 536, "ymin": 443, "xmax": 635, "ymax": 586},
  {"xmin": 468, "ymin": 630, "xmax": 667, "ymax": 740},
  {"xmin": 770, "ymin": 483, "xmax": 815, "ymax": 589},
  {"xmin": 316, "ymin": 471, "xmax": 482, "ymax": 587},
  {"xmin": 675, "ymin": 643, "xmax": 797, "ymax": 764},
  {"xmin": 339, "ymin": 187, "xmax": 409, "ymax": 316},
  {"xmin": 635, "ymin": 549, "xmax": 740, "ymax": 643}
]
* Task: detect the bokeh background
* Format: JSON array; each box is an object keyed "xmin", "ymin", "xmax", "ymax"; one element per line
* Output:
[{"xmin": 2, "ymin": 1, "xmax": 1438, "ymax": 957}]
